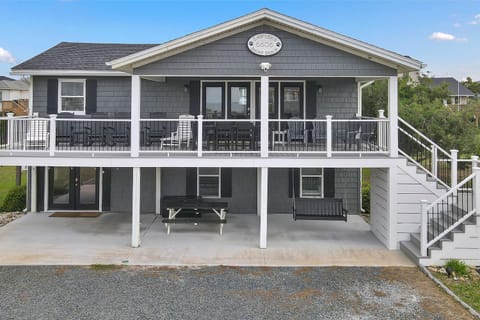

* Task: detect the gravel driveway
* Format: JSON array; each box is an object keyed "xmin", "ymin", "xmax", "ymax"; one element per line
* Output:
[{"xmin": 0, "ymin": 266, "xmax": 474, "ymax": 320}]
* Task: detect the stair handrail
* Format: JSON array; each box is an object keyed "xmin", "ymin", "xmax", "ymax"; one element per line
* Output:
[
  {"xmin": 420, "ymin": 170, "xmax": 478, "ymax": 256},
  {"xmin": 398, "ymin": 117, "xmax": 452, "ymax": 159}
]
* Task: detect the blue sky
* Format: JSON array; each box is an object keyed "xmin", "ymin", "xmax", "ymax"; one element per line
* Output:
[{"xmin": 1, "ymin": 0, "xmax": 479, "ymax": 80}]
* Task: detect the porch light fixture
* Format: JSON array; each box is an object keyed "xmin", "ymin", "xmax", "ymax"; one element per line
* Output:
[
  {"xmin": 317, "ymin": 85, "xmax": 323, "ymax": 94},
  {"xmin": 183, "ymin": 84, "xmax": 190, "ymax": 92},
  {"xmin": 259, "ymin": 62, "xmax": 272, "ymax": 72}
]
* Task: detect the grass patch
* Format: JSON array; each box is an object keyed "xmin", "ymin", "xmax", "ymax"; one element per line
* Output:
[
  {"xmin": 90, "ymin": 264, "xmax": 123, "ymax": 271},
  {"xmin": 432, "ymin": 271, "xmax": 480, "ymax": 313},
  {"xmin": 0, "ymin": 167, "xmax": 26, "ymax": 207}
]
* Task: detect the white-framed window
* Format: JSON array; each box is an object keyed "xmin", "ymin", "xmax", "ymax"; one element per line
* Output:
[
  {"xmin": 58, "ymin": 79, "xmax": 86, "ymax": 114},
  {"xmin": 300, "ymin": 168, "xmax": 323, "ymax": 198},
  {"xmin": 197, "ymin": 168, "xmax": 221, "ymax": 198}
]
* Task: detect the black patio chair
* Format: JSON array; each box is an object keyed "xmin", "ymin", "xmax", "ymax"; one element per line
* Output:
[{"xmin": 143, "ymin": 112, "xmax": 168, "ymax": 146}]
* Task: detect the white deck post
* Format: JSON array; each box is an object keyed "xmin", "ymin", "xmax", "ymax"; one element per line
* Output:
[
  {"xmin": 256, "ymin": 168, "xmax": 261, "ymax": 217},
  {"xmin": 326, "ymin": 115, "xmax": 332, "ymax": 157},
  {"xmin": 377, "ymin": 109, "xmax": 386, "ymax": 151},
  {"xmin": 388, "ymin": 76, "xmax": 398, "ymax": 157},
  {"xmin": 131, "ymin": 75, "xmax": 141, "ymax": 157},
  {"xmin": 420, "ymin": 200, "xmax": 429, "ymax": 256},
  {"xmin": 6, "ymin": 113, "xmax": 14, "ymax": 149},
  {"xmin": 431, "ymin": 145, "xmax": 438, "ymax": 178},
  {"xmin": 451, "ymin": 149, "xmax": 458, "ymax": 187},
  {"xmin": 155, "ymin": 167, "xmax": 162, "ymax": 215},
  {"xmin": 31, "ymin": 166, "xmax": 37, "ymax": 213},
  {"xmin": 259, "ymin": 167, "xmax": 268, "ymax": 248},
  {"xmin": 49, "ymin": 114, "xmax": 56, "ymax": 156},
  {"xmin": 131, "ymin": 167, "xmax": 141, "ymax": 248},
  {"xmin": 260, "ymin": 76, "xmax": 269, "ymax": 158},
  {"xmin": 472, "ymin": 155, "xmax": 479, "ymax": 169},
  {"xmin": 197, "ymin": 115, "xmax": 203, "ymax": 157},
  {"xmin": 474, "ymin": 167, "xmax": 480, "ymax": 217}
]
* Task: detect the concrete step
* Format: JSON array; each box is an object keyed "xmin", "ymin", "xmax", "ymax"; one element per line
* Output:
[{"xmin": 400, "ymin": 240, "xmax": 428, "ymax": 264}]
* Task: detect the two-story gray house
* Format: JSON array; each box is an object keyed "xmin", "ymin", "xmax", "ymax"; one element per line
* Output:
[{"xmin": 2, "ymin": 9, "xmax": 480, "ymax": 266}]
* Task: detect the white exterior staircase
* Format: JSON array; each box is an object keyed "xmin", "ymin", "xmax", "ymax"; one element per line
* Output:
[{"xmin": 396, "ymin": 117, "xmax": 480, "ymax": 266}]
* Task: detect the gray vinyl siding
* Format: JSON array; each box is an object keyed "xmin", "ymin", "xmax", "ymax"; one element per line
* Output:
[
  {"xmin": 32, "ymin": 76, "xmax": 190, "ymax": 117},
  {"xmin": 140, "ymin": 78, "xmax": 190, "ymax": 117},
  {"xmin": 316, "ymin": 78, "xmax": 357, "ymax": 119},
  {"xmin": 134, "ymin": 25, "xmax": 396, "ymax": 77}
]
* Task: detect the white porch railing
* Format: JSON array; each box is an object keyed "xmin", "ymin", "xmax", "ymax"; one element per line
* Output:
[
  {"xmin": 420, "ymin": 167, "xmax": 480, "ymax": 256},
  {"xmin": 1, "ymin": 114, "xmax": 390, "ymax": 157}
]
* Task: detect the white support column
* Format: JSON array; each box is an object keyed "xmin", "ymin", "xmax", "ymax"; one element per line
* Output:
[
  {"xmin": 131, "ymin": 167, "xmax": 141, "ymax": 248},
  {"xmin": 44, "ymin": 167, "xmax": 48, "ymax": 212},
  {"xmin": 98, "ymin": 167, "xmax": 103, "ymax": 212},
  {"xmin": 197, "ymin": 115, "xmax": 203, "ymax": 157},
  {"xmin": 49, "ymin": 114, "xmax": 57, "ymax": 156},
  {"xmin": 260, "ymin": 76, "xmax": 269, "ymax": 158},
  {"xmin": 131, "ymin": 75, "xmax": 141, "ymax": 157},
  {"xmin": 31, "ymin": 166, "xmax": 37, "ymax": 213},
  {"xmin": 388, "ymin": 76, "xmax": 398, "ymax": 157},
  {"xmin": 326, "ymin": 115, "xmax": 332, "ymax": 157},
  {"xmin": 259, "ymin": 167, "xmax": 268, "ymax": 248},
  {"xmin": 451, "ymin": 149, "xmax": 458, "ymax": 187},
  {"xmin": 256, "ymin": 168, "xmax": 261, "ymax": 217},
  {"xmin": 155, "ymin": 167, "xmax": 162, "ymax": 215},
  {"xmin": 28, "ymin": 77, "xmax": 34, "ymax": 116}
]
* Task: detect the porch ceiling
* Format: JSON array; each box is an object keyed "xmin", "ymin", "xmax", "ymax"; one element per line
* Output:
[{"xmin": 0, "ymin": 212, "xmax": 413, "ymax": 266}]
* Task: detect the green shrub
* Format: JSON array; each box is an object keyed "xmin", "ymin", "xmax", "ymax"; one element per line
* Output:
[
  {"xmin": 362, "ymin": 182, "xmax": 370, "ymax": 213},
  {"xmin": 1, "ymin": 185, "xmax": 26, "ymax": 212},
  {"xmin": 445, "ymin": 259, "xmax": 470, "ymax": 277}
]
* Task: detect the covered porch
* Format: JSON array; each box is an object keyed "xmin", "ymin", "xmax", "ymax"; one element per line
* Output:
[{"xmin": 0, "ymin": 211, "xmax": 412, "ymax": 266}]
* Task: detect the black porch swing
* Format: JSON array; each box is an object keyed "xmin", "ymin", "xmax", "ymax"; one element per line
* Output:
[{"xmin": 291, "ymin": 168, "xmax": 348, "ymax": 222}]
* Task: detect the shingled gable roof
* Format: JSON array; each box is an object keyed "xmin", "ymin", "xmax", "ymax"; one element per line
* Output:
[
  {"xmin": 11, "ymin": 42, "xmax": 157, "ymax": 73},
  {"xmin": 107, "ymin": 8, "xmax": 423, "ymax": 73},
  {"xmin": 431, "ymin": 77, "xmax": 474, "ymax": 97}
]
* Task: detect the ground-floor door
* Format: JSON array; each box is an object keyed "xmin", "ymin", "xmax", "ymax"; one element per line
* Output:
[{"xmin": 48, "ymin": 167, "xmax": 99, "ymax": 210}]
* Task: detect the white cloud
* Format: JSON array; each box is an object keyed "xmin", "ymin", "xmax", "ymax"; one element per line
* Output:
[
  {"xmin": 468, "ymin": 20, "xmax": 478, "ymax": 25},
  {"xmin": 475, "ymin": 13, "xmax": 480, "ymax": 19},
  {"xmin": 453, "ymin": 22, "xmax": 461, "ymax": 28},
  {"xmin": 0, "ymin": 48, "xmax": 15, "ymax": 63},
  {"xmin": 429, "ymin": 32, "xmax": 456, "ymax": 41}
]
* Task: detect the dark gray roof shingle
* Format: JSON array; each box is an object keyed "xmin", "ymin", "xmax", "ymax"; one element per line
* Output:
[
  {"xmin": 0, "ymin": 76, "xmax": 14, "ymax": 81},
  {"xmin": 431, "ymin": 77, "xmax": 474, "ymax": 96},
  {"xmin": 12, "ymin": 42, "xmax": 158, "ymax": 71}
]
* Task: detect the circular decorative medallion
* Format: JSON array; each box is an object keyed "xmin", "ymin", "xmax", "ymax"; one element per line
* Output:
[{"xmin": 247, "ymin": 33, "xmax": 282, "ymax": 56}]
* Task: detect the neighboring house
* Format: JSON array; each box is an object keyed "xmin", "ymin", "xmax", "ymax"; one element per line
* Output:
[
  {"xmin": 1, "ymin": 9, "xmax": 479, "ymax": 266},
  {"xmin": 430, "ymin": 77, "xmax": 474, "ymax": 107},
  {"xmin": 0, "ymin": 78, "xmax": 29, "ymax": 115}
]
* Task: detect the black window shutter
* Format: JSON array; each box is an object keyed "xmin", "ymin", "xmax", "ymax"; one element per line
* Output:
[
  {"xmin": 221, "ymin": 168, "xmax": 232, "ymax": 198},
  {"xmin": 85, "ymin": 79, "xmax": 97, "ymax": 114},
  {"xmin": 288, "ymin": 168, "xmax": 300, "ymax": 198},
  {"xmin": 186, "ymin": 168, "xmax": 197, "ymax": 196},
  {"xmin": 47, "ymin": 79, "xmax": 58, "ymax": 114},
  {"xmin": 306, "ymin": 81, "xmax": 317, "ymax": 119},
  {"xmin": 102, "ymin": 168, "xmax": 111, "ymax": 211},
  {"xmin": 323, "ymin": 168, "xmax": 335, "ymax": 198},
  {"xmin": 189, "ymin": 80, "xmax": 200, "ymax": 116}
]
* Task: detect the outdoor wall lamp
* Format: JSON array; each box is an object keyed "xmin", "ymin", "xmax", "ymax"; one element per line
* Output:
[
  {"xmin": 317, "ymin": 85, "xmax": 323, "ymax": 94},
  {"xmin": 259, "ymin": 62, "xmax": 272, "ymax": 72}
]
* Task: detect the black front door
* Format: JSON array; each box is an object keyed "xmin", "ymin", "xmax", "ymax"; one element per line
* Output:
[{"xmin": 49, "ymin": 167, "xmax": 99, "ymax": 210}]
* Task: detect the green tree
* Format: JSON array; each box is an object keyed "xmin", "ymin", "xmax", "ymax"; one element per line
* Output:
[{"xmin": 462, "ymin": 77, "xmax": 480, "ymax": 95}]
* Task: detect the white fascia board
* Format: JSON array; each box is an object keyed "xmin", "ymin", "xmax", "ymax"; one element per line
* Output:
[
  {"xmin": 107, "ymin": 9, "xmax": 422, "ymax": 72},
  {"xmin": 10, "ymin": 70, "xmax": 131, "ymax": 77},
  {"xmin": 0, "ymin": 155, "xmax": 403, "ymax": 168}
]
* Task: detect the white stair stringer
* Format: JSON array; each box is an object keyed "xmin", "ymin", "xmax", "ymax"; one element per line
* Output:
[{"xmin": 392, "ymin": 159, "xmax": 448, "ymax": 246}]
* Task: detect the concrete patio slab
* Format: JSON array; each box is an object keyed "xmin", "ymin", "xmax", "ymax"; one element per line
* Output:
[{"xmin": 0, "ymin": 212, "xmax": 413, "ymax": 266}]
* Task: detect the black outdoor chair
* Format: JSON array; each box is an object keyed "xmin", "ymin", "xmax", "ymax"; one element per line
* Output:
[
  {"xmin": 143, "ymin": 112, "xmax": 168, "ymax": 146},
  {"xmin": 87, "ymin": 113, "xmax": 109, "ymax": 146}
]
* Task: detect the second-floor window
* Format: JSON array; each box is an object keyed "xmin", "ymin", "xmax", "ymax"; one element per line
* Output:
[{"xmin": 58, "ymin": 79, "xmax": 86, "ymax": 114}]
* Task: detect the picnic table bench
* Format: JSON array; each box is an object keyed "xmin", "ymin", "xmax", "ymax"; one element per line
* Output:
[{"xmin": 161, "ymin": 196, "xmax": 228, "ymax": 235}]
